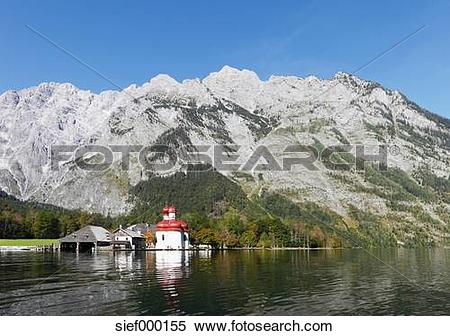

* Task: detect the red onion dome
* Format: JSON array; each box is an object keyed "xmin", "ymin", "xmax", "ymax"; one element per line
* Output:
[
  {"xmin": 162, "ymin": 206, "xmax": 170, "ymax": 215},
  {"xmin": 168, "ymin": 205, "xmax": 177, "ymax": 213}
]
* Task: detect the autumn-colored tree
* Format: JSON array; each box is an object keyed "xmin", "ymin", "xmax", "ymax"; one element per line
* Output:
[
  {"xmin": 310, "ymin": 225, "xmax": 326, "ymax": 248},
  {"xmin": 224, "ymin": 232, "xmax": 239, "ymax": 247},
  {"xmin": 144, "ymin": 231, "xmax": 155, "ymax": 247},
  {"xmin": 194, "ymin": 228, "xmax": 219, "ymax": 247}
]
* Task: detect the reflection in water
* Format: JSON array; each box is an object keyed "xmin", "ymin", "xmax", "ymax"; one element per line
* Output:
[
  {"xmin": 114, "ymin": 251, "xmax": 134, "ymax": 273},
  {"xmin": 0, "ymin": 249, "xmax": 449, "ymax": 315},
  {"xmin": 155, "ymin": 251, "xmax": 191, "ymax": 314},
  {"xmin": 0, "ymin": 252, "xmax": 130, "ymax": 315}
]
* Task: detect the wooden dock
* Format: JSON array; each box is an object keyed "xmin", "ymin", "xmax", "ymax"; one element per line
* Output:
[{"xmin": 34, "ymin": 244, "xmax": 58, "ymax": 252}]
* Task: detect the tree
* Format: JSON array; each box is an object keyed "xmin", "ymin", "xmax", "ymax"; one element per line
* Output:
[
  {"xmin": 60, "ymin": 213, "xmax": 80, "ymax": 236},
  {"xmin": 239, "ymin": 222, "xmax": 259, "ymax": 247},
  {"xmin": 78, "ymin": 212, "xmax": 96, "ymax": 228},
  {"xmin": 221, "ymin": 208, "xmax": 245, "ymax": 235},
  {"xmin": 144, "ymin": 231, "xmax": 155, "ymax": 247},
  {"xmin": 214, "ymin": 222, "xmax": 229, "ymax": 249},
  {"xmin": 257, "ymin": 232, "xmax": 271, "ymax": 248},
  {"xmin": 309, "ymin": 226, "xmax": 326, "ymax": 248},
  {"xmin": 181, "ymin": 212, "xmax": 208, "ymax": 231},
  {"xmin": 287, "ymin": 219, "xmax": 306, "ymax": 247},
  {"xmin": 225, "ymin": 232, "xmax": 239, "ymax": 247},
  {"xmin": 0, "ymin": 211, "xmax": 32, "ymax": 239},
  {"xmin": 268, "ymin": 217, "xmax": 290, "ymax": 247},
  {"xmin": 240, "ymin": 229, "xmax": 258, "ymax": 247},
  {"xmin": 33, "ymin": 211, "xmax": 60, "ymax": 238},
  {"xmin": 194, "ymin": 228, "xmax": 219, "ymax": 247}
]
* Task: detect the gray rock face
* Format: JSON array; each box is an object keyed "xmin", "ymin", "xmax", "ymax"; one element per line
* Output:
[{"xmin": 0, "ymin": 67, "xmax": 448, "ymax": 229}]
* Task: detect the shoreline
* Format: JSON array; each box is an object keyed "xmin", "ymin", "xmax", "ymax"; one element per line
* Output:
[{"xmin": 3, "ymin": 245, "xmax": 448, "ymax": 252}]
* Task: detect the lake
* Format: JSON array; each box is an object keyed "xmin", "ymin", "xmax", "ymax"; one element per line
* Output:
[{"xmin": 0, "ymin": 249, "xmax": 449, "ymax": 315}]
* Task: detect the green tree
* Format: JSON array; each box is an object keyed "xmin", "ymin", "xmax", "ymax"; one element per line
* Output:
[
  {"xmin": 60, "ymin": 213, "xmax": 80, "ymax": 235},
  {"xmin": 257, "ymin": 232, "xmax": 271, "ymax": 248},
  {"xmin": 240, "ymin": 229, "xmax": 258, "ymax": 247},
  {"xmin": 33, "ymin": 211, "xmax": 60, "ymax": 238},
  {"xmin": 221, "ymin": 208, "xmax": 245, "ymax": 235},
  {"xmin": 194, "ymin": 228, "xmax": 219, "ymax": 247},
  {"xmin": 239, "ymin": 222, "xmax": 260, "ymax": 247},
  {"xmin": 181, "ymin": 212, "xmax": 209, "ymax": 231}
]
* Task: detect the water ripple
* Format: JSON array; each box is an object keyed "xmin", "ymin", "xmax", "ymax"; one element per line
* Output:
[{"xmin": 0, "ymin": 249, "xmax": 449, "ymax": 315}]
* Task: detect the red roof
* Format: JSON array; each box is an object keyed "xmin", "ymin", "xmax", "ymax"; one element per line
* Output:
[
  {"xmin": 157, "ymin": 205, "xmax": 187, "ymax": 232},
  {"xmin": 156, "ymin": 219, "xmax": 188, "ymax": 232}
]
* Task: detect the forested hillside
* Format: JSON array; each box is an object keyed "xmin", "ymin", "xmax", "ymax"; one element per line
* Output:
[
  {"xmin": 2, "ymin": 159, "xmax": 450, "ymax": 247},
  {"xmin": 0, "ymin": 191, "xmax": 112, "ymax": 239}
]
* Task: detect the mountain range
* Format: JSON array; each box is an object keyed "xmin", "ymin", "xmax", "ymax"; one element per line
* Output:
[{"xmin": 0, "ymin": 66, "xmax": 449, "ymax": 245}]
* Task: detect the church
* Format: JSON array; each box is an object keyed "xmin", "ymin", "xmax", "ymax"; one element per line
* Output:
[{"xmin": 155, "ymin": 205, "xmax": 190, "ymax": 250}]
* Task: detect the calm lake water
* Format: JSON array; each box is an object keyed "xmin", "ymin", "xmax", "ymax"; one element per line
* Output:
[{"xmin": 0, "ymin": 249, "xmax": 449, "ymax": 315}]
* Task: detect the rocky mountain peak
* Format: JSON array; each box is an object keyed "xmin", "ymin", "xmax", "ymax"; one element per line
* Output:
[{"xmin": 0, "ymin": 67, "xmax": 448, "ymax": 247}]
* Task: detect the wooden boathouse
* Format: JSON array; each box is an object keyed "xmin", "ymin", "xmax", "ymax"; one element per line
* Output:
[
  {"xmin": 59, "ymin": 225, "xmax": 112, "ymax": 252},
  {"xmin": 112, "ymin": 227, "xmax": 146, "ymax": 250}
]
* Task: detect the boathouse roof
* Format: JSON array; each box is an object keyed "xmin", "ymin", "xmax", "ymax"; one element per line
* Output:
[
  {"xmin": 113, "ymin": 227, "xmax": 145, "ymax": 239},
  {"xmin": 127, "ymin": 223, "xmax": 154, "ymax": 234},
  {"xmin": 59, "ymin": 225, "xmax": 112, "ymax": 243}
]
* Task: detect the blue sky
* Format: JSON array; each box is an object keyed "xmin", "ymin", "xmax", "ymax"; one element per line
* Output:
[{"xmin": 1, "ymin": 0, "xmax": 449, "ymax": 118}]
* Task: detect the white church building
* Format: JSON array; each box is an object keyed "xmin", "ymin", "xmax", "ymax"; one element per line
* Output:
[{"xmin": 155, "ymin": 206, "xmax": 190, "ymax": 250}]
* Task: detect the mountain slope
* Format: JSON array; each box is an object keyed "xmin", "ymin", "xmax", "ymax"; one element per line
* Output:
[{"xmin": 0, "ymin": 66, "xmax": 449, "ymax": 245}]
